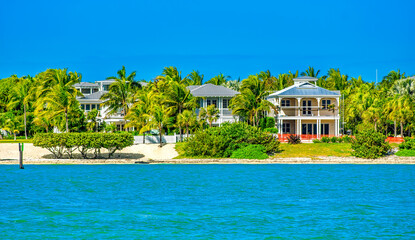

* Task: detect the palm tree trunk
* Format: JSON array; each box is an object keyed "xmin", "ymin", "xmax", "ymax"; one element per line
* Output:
[
  {"xmin": 14, "ymin": 132, "xmax": 16, "ymax": 141},
  {"xmin": 65, "ymin": 109, "xmax": 69, "ymax": 133},
  {"xmin": 186, "ymin": 125, "xmax": 189, "ymax": 138},
  {"xmin": 374, "ymin": 122, "xmax": 377, "ymax": 132},
  {"xmin": 394, "ymin": 121, "xmax": 397, "ymax": 137},
  {"xmin": 143, "ymin": 132, "xmax": 145, "ymax": 144},
  {"xmin": 159, "ymin": 128, "xmax": 162, "ymax": 147},
  {"xmin": 24, "ymin": 104, "xmax": 27, "ymax": 139},
  {"xmin": 400, "ymin": 122, "xmax": 404, "ymax": 137},
  {"xmin": 179, "ymin": 107, "xmax": 183, "ymax": 142}
]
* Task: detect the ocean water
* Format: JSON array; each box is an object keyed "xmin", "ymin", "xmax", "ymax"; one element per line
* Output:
[{"xmin": 0, "ymin": 164, "xmax": 414, "ymax": 239}]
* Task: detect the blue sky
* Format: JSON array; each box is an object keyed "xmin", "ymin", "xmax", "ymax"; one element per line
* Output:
[{"xmin": 1, "ymin": 0, "xmax": 414, "ymax": 82}]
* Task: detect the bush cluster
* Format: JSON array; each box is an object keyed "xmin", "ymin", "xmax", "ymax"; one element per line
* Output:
[
  {"xmin": 231, "ymin": 144, "xmax": 268, "ymax": 159},
  {"xmin": 33, "ymin": 132, "xmax": 134, "ymax": 159},
  {"xmin": 183, "ymin": 122, "xmax": 280, "ymax": 158},
  {"xmin": 259, "ymin": 117, "xmax": 276, "ymax": 129},
  {"xmin": 315, "ymin": 136, "xmax": 352, "ymax": 143},
  {"xmin": 263, "ymin": 127, "xmax": 278, "ymax": 134},
  {"xmin": 351, "ymin": 130, "xmax": 391, "ymax": 159},
  {"xmin": 399, "ymin": 137, "xmax": 415, "ymax": 150}
]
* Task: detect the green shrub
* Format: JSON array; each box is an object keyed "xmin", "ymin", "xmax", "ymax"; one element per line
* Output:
[
  {"xmin": 321, "ymin": 136, "xmax": 330, "ymax": 143},
  {"xmin": 312, "ymin": 139, "xmax": 321, "ymax": 143},
  {"xmin": 337, "ymin": 137, "xmax": 344, "ymax": 143},
  {"xmin": 399, "ymin": 137, "xmax": 415, "ymax": 150},
  {"xmin": 351, "ymin": 130, "xmax": 391, "ymax": 159},
  {"xmin": 264, "ymin": 127, "xmax": 278, "ymax": 134},
  {"xmin": 265, "ymin": 117, "xmax": 275, "ymax": 128},
  {"xmin": 183, "ymin": 122, "xmax": 280, "ymax": 158},
  {"xmin": 342, "ymin": 135, "xmax": 352, "ymax": 143},
  {"xmin": 231, "ymin": 144, "xmax": 268, "ymax": 159},
  {"xmin": 395, "ymin": 149, "xmax": 415, "ymax": 157},
  {"xmin": 33, "ymin": 132, "xmax": 134, "ymax": 159},
  {"xmin": 287, "ymin": 134, "xmax": 301, "ymax": 144},
  {"xmin": 330, "ymin": 137, "xmax": 338, "ymax": 143}
]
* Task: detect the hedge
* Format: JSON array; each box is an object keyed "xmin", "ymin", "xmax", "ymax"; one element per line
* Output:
[
  {"xmin": 33, "ymin": 132, "xmax": 134, "ymax": 159},
  {"xmin": 351, "ymin": 130, "xmax": 391, "ymax": 159}
]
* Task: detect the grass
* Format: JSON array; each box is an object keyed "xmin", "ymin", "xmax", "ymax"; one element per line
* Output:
[
  {"xmin": 274, "ymin": 143, "xmax": 353, "ymax": 158},
  {"xmin": 0, "ymin": 139, "xmax": 33, "ymax": 143},
  {"xmin": 395, "ymin": 149, "xmax": 415, "ymax": 157}
]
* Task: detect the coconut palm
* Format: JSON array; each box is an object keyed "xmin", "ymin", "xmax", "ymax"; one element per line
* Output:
[
  {"xmin": 156, "ymin": 66, "xmax": 189, "ymax": 85},
  {"xmin": 125, "ymin": 90, "xmax": 153, "ymax": 143},
  {"xmin": 7, "ymin": 75, "xmax": 35, "ymax": 139},
  {"xmin": 143, "ymin": 104, "xmax": 173, "ymax": 147},
  {"xmin": 386, "ymin": 96, "xmax": 414, "ymax": 137},
  {"xmin": 199, "ymin": 104, "xmax": 220, "ymax": 127},
  {"xmin": 32, "ymin": 114, "xmax": 51, "ymax": 133},
  {"xmin": 87, "ymin": 109, "xmax": 99, "ymax": 132},
  {"xmin": 100, "ymin": 66, "xmax": 141, "ymax": 128},
  {"xmin": 186, "ymin": 70, "xmax": 204, "ymax": 85},
  {"xmin": 2, "ymin": 113, "xmax": 23, "ymax": 141},
  {"xmin": 301, "ymin": 66, "xmax": 320, "ymax": 78},
  {"xmin": 206, "ymin": 73, "xmax": 231, "ymax": 85},
  {"xmin": 390, "ymin": 77, "xmax": 415, "ymax": 97},
  {"xmin": 380, "ymin": 69, "xmax": 405, "ymax": 90},
  {"xmin": 221, "ymin": 78, "xmax": 242, "ymax": 91},
  {"xmin": 177, "ymin": 110, "xmax": 197, "ymax": 138}
]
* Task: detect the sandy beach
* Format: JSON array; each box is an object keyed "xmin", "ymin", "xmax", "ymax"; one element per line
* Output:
[{"xmin": 0, "ymin": 143, "xmax": 414, "ymax": 164}]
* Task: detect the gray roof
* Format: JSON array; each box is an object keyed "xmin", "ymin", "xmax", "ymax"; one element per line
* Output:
[
  {"xmin": 78, "ymin": 91, "xmax": 108, "ymax": 100},
  {"xmin": 293, "ymin": 76, "xmax": 318, "ymax": 81},
  {"xmin": 187, "ymin": 83, "xmax": 239, "ymax": 97},
  {"xmin": 74, "ymin": 82, "xmax": 99, "ymax": 87},
  {"xmin": 268, "ymin": 82, "xmax": 340, "ymax": 97}
]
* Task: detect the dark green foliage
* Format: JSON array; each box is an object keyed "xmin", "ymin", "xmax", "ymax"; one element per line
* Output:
[
  {"xmin": 263, "ymin": 127, "xmax": 278, "ymax": 134},
  {"xmin": 312, "ymin": 139, "xmax": 321, "ymax": 143},
  {"xmin": 337, "ymin": 137, "xmax": 344, "ymax": 143},
  {"xmin": 399, "ymin": 137, "xmax": 415, "ymax": 150},
  {"xmin": 330, "ymin": 137, "xmax": 338, "ymax": 143},
  {"xmin": 33, "ymin": 132, "xmax": 134, "ymax": 159},
  {"xmin": 342, "ymin": 135, "xmax": 352, "ymax": 143},
  {"xmin": 231, "ymin": 144, "xmax": 268, "ymax": 159},
  {"xmin": 395, "ymin": 149, "xmax": 415, "ymax": 157},
  {"xmin": 183, "ymin": 122, "xmax": 280, "ymax": 158},
  {"xmin": 321, "ymin": 136, "xmax": 331, "ymax": 143},
  {"xmin": 259, "ymin": 117, "xmax": 275, "ymax": 129},
  {"xmin": 351, "ymin": 130, "xmax": 391, "ymax": 159},
  {"xmin": 286, "ymin": 134, "xmax": 301, "ymax": 144}
]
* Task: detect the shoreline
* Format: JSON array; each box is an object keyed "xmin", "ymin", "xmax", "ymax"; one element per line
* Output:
[{"xmin": 1, "ymin": 156, "xmax": 415, "ymax": 165}]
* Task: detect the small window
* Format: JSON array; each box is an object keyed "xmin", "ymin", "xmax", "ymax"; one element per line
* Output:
[
  {"xmin": 212, "ymin": 100, "xmax": 217, "ymax": 108},
  {"xmin": 91, "ymin": 104, "xmax": 96, "ymax": 110},
  {"xmin": 322, "ymin": 100, "xmax": 331, "ymax": 109},
  {"xmin": 282, "ymin": 123, "xmax": 291, "ymax": 133},
  {"xmin": 103, "ymin": 85, "xmax": 109, "ymax": 91},
  {"xmin": 85, "ymin": 104, "xmax": 90, "ymax": 111},
  {"xmin": 223, "ymin": 99, "xmax": 229, "ymax": 108},
  {"xmin": 207, "ymin": 99, "xmax": 211, "ymax": 106},
  {"xmin": 93, "ymin": 88, "xmax": 99, "ymax": 93},
  {"xmin": 97, "ymin": 104, "xmax": 101, "ymax": 110},
  {"xmin": 81, "ymin": 104, "xmax": 85, "ymax": 110},
  {"xmin": 81, "ymin": 88, "xmax": 91, "ymax": 94},
  {"xmin": 281, "ymin": 99, "xmax": 290, "ymax": 107}
]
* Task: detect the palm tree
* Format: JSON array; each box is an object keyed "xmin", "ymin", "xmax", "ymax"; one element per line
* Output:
[
  {"xmin": 362, "ymin": 98, "xmax": 383, "ymax": 131},
  {"xmin": 206, "ymin": 73, "xmax": 231, "ymax": 85},
  {"xmin": 87, "ymin": 109, "xmax": 99, "ymax": 132},
  {"xmin": 380, "ymin": 70, "xmax": 405, "ymax": 90},
  {"xmin": 35, "ymin": 69, "xmax": 82, "ymax": 132},
  {"xmin": 125, "ymin": 90, "xmax": 153, "ymax": 143},
  {"xmin": 199, "ymin": 105, "xmax": 220, "ymax": 127},
  {"xmin": 2, "ymin": 113, "xmax": 23, "ymax": 141},
  {"xmin": 156, "ymin": 66, "xmax": 189, "ymax": 85},
  {"xmin": 177, "ymin": 110, "xmax": 197, "ymax": 138},
  {"xmin": 390, "ymin": 77, "xmax": 415, "ymax": 97},
  {"xmin": 221, "ymin": 79, "xmax": 242, "ymax": 91},
  {"xmin": 100, "ymin": 66, "xmax": 141, "ymax": 129},
  {"xmin": 301, "ymin": 66, "xmax": 320, "ymax": 78},
  {"xmin": 162, "ymin": 81, "xmax": 197, "ymax": 141},
  {"xmin": 186, "ymin": 70, "xmax": 204, "ymax": 85},
  {"xmin": 32, "ymin": 114, "xmax": 51, "ymax": 133},
  {"xmin": 7, "ymin": 75, "xmax": 35, "ymax": 139},
  {"xmin": 143, "ymin": 104, "xmax": 173, "ymax": 147}
]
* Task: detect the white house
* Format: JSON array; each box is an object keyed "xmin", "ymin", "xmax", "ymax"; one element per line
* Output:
[
  {"xmin": 187, "ymin": 83, "xmax": 240, "ymax": 126},
  {"xmin": 267, "ymin": 76, "xmax": 341, "ymax": 139}
]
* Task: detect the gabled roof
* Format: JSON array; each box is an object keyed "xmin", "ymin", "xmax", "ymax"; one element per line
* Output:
[
  {"xmin": 293, "ymin": 76, "xmax": 318, "ymax": 81},
  {"xmin": 187, "ymin": 83, "xmax": 239, "ymax": 97},
  {"xmin": 74, "ymin": 82, "xmax": 99, "ymax": 87},
  {"xmin": 268, "ymin": 82, "xmax": 340, "ymax": 98},
  {"xmin": 77, "ymin": 91, "xmax": 108, "ymax": 100}
]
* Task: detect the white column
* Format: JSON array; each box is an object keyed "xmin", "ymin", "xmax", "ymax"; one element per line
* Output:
[
  {"xmin": 317, "ymin": 119, "xmax": 320, "ymax": 139},
  {"xmin": 297, "ymin": 98, "xmax": 301, "ymax": 116},
  {"xmin": 299, "ymin": 119, "xmax": 302, "ymax": 136},
  {"xmin": 219, "ymin": 97, "xmax": 222, "ymax": 126},
  {"xmin": 317, "ymin": 98, "xmax": 321, "ymax": 116}
]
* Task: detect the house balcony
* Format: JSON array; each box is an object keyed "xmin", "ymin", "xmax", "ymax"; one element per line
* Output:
[{"xmin": 278, "ymin": 106, "xmax": 339, "ymax": 118}]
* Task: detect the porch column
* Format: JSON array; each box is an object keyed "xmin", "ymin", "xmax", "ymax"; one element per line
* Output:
[
  {"xmin": 335, "ymin": 119, "xmax": 338, "ymax": 136},
  {"xmin": 299, "ymin": 119, "xmax": 302, "ymax": 136},
  {"xmin": 219, "ymin": 97, "xmax": 222, "ymax": 126},
  {"xmin": 316, "ymin": 98, "xmax": 321, "ymax": 116},
  {"xmin": 296, "ymin": 98, "xmax": 301, "ymax": 116},
  {"xmin": 317, "ymin": 119, "xmax": 320, "ymax": 139}
]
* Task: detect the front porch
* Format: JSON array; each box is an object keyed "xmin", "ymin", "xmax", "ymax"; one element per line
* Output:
[{"xmin": 277, "ymin": 117, "xmax": 341, "ymax": 141}]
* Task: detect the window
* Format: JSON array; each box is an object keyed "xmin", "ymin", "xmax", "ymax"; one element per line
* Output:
[
  {"xmin": 281, "ymin": 99, "xmax": 290, "ymax": 107},
  {"xmin": 93, "ymin": 88, "xmax": 99, "ymax": 93},
  {"xmin": 103, "ymin": 85, "xmax": 109, "ymax": 91},
  {"xmin": 302, "ymin": 100, "xmax": 312, "ymax": 115},
  {"xmin": 97, "ymin": 104, "xmax": 101, "ymax": 110},
  {"xmin": 282, "ymin": 123, "xmax": 290, "ymax": 133},
  {"xmin": 81, "ymin": 104, "xmax": 85, "ymax": 110},
  {"xmin": 207, "ymin": 99, "xmax": 217, "ymax": 108},
  {"xmin": 321, "ymin": 124, "xmax": 329, "ymax": 135},
  {"xmin": 81, "ymin": 88, "xmax": 91, "ymax": 94},
  {"xmin": 91, "ymin": 104, "xmax": 96, "ymax": 110},
  {"xmin": 223, "ymin": 99, "xmax": 229, "ymax": 108},
  {"xmin": 85, "ymin": 104, "xmax": 90, "ymax": 111},
  {"xmin": 322, "ymin": 100, "xmax": 331, "ymax": 109}
]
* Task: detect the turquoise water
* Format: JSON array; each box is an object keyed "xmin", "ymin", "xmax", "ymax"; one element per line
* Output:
[{"xmin": 1, "ymin": 165, "xmax": 414, "ymax": 239}]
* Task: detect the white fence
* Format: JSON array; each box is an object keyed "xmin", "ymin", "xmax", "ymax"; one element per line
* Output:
[{"xmin": 134, "ymin": 135, "xmax": 180, "ymax": 144}]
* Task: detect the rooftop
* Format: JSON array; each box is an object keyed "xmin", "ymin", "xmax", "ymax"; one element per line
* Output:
[
  {"xmin": 187, "ymin": 83, "xmax": 239, "ymax": 97},
  {"xmin": 268, "ymin": 82, "xmax": 341, "ymax": 98}
]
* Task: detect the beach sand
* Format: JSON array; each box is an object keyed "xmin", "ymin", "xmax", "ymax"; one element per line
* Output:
[{"xmin": 0, "ymin": 143, "xmax": 414, "ymax": 164}]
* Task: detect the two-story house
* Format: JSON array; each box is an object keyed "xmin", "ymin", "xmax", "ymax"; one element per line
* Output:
[
  {"xmin": 187, "ymin": 83, "xmax": 239, "ymax": 126},
  {"xmin": 267, "ymin": 76, "xmax": 341, "ymax": 139}
]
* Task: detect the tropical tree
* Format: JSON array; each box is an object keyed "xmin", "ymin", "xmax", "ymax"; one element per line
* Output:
[
  {"xmin": 7, "ymin": 75, "xmax": 35, "ymax": 139},
  {"xmin": 390, "ymin": 77, "xmax": 415, "ymax": 97},
  {"xmin": 206, "ymin": 73, "xmax": 231, "ymax": 85},
  {"xmin": 386, "ymin": 96, "xmax": 414, "ymax": 137},
  {"xmin": 380, "ymin": 69, "xmax": 405, "ymax": 90},
  {"xmin": 301, "ymin": 66, "xmax": 320, "ymax": 78},
  {"xmin": 87, "ymin": 109, "xmax": 99, "ymax": 132},
  {"xmin": 222, "ymin": 78, "xmax": 242, "ymax": 91},
  {"xmin": 186, "ymin": 70, "xmax": 204, "ymax": 85},
  {"xmin": 2, "ymin": 113, "xmax": 23, "ymax": 141},
  {"xmin": 143, "ymin": 104, "xmax": 173, "ymax": 147},
  {"xmin": 125, "ymin": 90, "xmax": 153, "ymax": 143},
  {"xmin": 199, "ymin": 105, "xmax": 220, "ymax": 127},
  {"xmin": 100, "ymin": 66, "xmax": 141, "ymax": 127},
  {"xmin": 32, "ymin": 114, "xmax": 51, "ymax": 133},
  {"xmin": 177, "ymin": 110, "xmax": 197, "ymax": 138}
]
